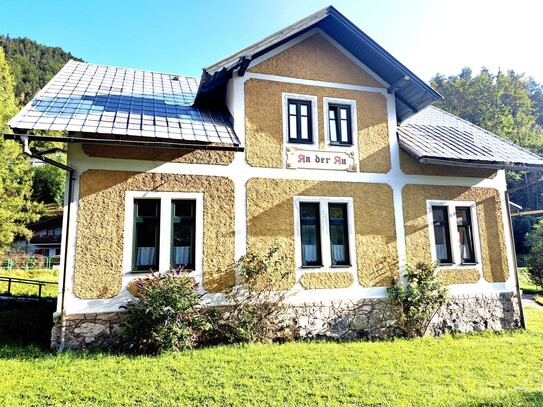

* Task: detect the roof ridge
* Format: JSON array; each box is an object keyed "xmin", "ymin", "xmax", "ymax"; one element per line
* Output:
[{"xmin": 65, "ymin": 60, "xmax": 199, "ymax": 81}]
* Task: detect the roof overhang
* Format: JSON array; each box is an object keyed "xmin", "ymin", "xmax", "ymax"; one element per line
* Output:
[
  {"xmin": 195, "ymin": 6, "xmax": 441, "ymax": 122},
  {"xmin": 3, "ymin": 133, "xmax": 245, "ymax": 152}
]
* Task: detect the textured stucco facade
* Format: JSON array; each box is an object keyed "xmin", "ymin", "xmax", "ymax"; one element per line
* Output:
[
  {"xmin": 74, "ymin": 170, "xmax": 235, "ymax": 298},
  {"xmin": 246, "ymin": 178, "xmax": 398, "ymax": 288},
  {"xmin": 403, "ymin": 185, "xmax": 508, "ymax": 284}
]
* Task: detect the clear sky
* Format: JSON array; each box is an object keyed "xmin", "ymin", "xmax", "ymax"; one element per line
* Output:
[{"xmin": 2, "ymin": 0, "xmax": 543, "ymax": 84}]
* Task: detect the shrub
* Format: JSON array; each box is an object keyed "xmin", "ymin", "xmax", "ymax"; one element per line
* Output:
[
  {"xmin": 211, "ymin": 243, "xmax": 296, "ymax": 343},
  {"xmin": 526, "ymin": 248, "xmax": 543, "ymax": 289},
  {"xmin": 121, "ymin": 267, "xmax": 206, "ymax": 354},
  {"xmin": 388, "ymin": 261, "xmax": 448, "ymax": 338},
  {"xmin": 525, "ymin": 218, "xmax": 543, "ymax": 289}
]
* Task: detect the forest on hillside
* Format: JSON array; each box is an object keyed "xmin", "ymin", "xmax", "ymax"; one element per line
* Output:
[{"xmin": 0, "ymin": 35, "xmax": 82, "ymax": 105}]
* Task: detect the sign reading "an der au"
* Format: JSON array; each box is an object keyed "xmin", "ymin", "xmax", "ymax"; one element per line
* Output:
[{"xmin": 286, "ymin": 148, "xmax": 356, "ymax": 171}]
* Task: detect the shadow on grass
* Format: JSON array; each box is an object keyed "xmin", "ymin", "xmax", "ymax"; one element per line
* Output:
[{"xmin": 0, "ymin": 300, "xmax": 56, "ymax": 357}]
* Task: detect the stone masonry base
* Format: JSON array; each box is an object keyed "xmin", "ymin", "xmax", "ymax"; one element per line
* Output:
[{"xmin": 51, "ymin": 291, "xmax": 522, "ymax": 349}]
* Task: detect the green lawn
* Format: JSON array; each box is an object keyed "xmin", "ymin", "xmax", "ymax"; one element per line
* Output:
[
  {"xmin": 1, "ymin": 308, "xmax": 543, "ymax": 406},
  {"xmin": 0, "ymin": 269, "xmax": 58, "ymax": 298}
]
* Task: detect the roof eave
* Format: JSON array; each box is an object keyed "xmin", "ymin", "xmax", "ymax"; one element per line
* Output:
[{"xmin": 418, "ymin": 156, "xmax": 543, "ymax": 172}]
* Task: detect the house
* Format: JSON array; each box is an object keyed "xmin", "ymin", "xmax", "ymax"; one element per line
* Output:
[
  {"xmin": 7, "ymin": 6, "xmax": 543, "ymax": 348},
  {"xmin": 16, "ymin": 215, "xmax": 63, "ymax": 258}
]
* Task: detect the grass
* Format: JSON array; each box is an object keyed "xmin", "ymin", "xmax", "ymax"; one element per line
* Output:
[
  {"xmin": 1, "ymin": 307, "xmax": 543, "ymax": 406},
  {"xmin": 0, "ymin": 269, "xmax": 58, "ymax": 298}
]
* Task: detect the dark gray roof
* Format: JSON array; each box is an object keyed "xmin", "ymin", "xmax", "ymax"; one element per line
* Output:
[
  {"xmin": 398, "ymin": 106, "xmax": 543, "ymax": 171},
  {"xmin": 9, "ymin": 61, "xmax": 239, "ymax": 145},
  {"xmin": 196, "ymin": 6, "xmax": 441, "ymax": 122}
]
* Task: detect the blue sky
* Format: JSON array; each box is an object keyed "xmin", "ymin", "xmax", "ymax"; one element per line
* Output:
[{"xmin": 2, "ymin": 0, "xmax": 543, "ymax": 83}]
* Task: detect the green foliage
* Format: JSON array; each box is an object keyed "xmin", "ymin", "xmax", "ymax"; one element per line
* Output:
[
  {"xmin": 0, "ymin": 35, "xmax": 82, "ymax": 105},
  {"xmin": 31, "ymin": 160, "xmax": 66, "ymax": 205},
  {"xmin": 525, "ymin": 218, "xmax": 543, "ymax": 289},
  {"xmin": 388, "ymin": 261, "xmax": 448, "ymax": 338},
  {"xmin": 0, "ymin": 47, "xmax": 42, "ymax": 251},
  {"xmin": 212, "ymin": 243, "xmax": 296, "ymax": 343},
  {"xmin": 121, "ymin": 267, "xmax": 206, "ymax": 354}
]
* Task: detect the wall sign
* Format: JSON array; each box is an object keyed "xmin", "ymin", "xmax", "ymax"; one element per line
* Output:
[{"xmin": 286, "ymin": 147, "xmax": 356, "ymax": 171}]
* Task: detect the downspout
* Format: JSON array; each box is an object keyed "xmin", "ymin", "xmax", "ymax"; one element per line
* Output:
[
  {"xmin": 19, "ymin": 135, "xmax": 76, "ymax": 350},
  {"xmin": 504, "ymin": 190, "xmax": 527, "ymax": 329}
]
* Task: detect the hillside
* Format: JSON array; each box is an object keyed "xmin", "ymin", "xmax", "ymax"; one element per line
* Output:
[{"xmin": 0, "ymin": 35, "xmax": 82, "ymax": 105}]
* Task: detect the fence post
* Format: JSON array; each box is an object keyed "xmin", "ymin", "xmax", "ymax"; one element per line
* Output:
[
  {"xmin": 45, "ymin": 257, "xmax": 51, "ymax": 269},
  {"xmin": 7, "ymin": 258, "xmax": 12, "ymax": 272}
]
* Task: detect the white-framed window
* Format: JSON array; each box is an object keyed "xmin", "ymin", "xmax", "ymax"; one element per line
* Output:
[
  {"xmin": 324, "ymin": 97, "xmax": 357, "ymax": 148},
  {"xmin": 427, "ymin": 200, "xmax": 481, "ymax": 266},
  {"xmin": 294, "ymin": 196, "xmax": 356, "ymax": 269},
  {"xmin": 283, "ymin": 93, "xmax": 318, "ymax": 147},
  {"xmin": 123, "ymin": 191, "xmax": 204, "ymax": 274}
]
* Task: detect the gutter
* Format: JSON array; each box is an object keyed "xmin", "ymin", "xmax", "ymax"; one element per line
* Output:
[
  {"xmin": 4, "ymin": 133, "xmax": 245, "ymax": 152},
  {"xmin": 12, "ymin": 134, "xmax": 76, "ymax": 350},
  {"xmin": 419, "ymin": 157, "xmax": 543, "ymax": 172}
]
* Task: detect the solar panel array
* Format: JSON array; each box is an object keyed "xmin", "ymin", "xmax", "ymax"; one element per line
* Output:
[
  {"xmin": 398, "ymin": 106, "xmax": 543, "ymax": 169},
  {"xmin": 9, "ymin": 61, "xmax": 239, "ymax": 145}
]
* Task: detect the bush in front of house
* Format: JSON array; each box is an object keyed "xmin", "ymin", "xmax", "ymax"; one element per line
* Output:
[
  {"xmin": 208, "ymin": 243, "xmax": 297, "ymax": 344},
  {"xmin": 121, "ymin": 267, "xmax": 207, "ymax": 354},
  {"xmin": 388, "ymin": 261, "xmax": 448, "ymax": 338}
]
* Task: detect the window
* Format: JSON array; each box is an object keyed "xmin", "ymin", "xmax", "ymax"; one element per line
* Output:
[
  {"xmin": 328, "ymin": 104, "xmax": 352, "ymax": 145},
  {"xmin": 300, "ymin": 203, "xmax": 322, "ymax": 266},
  {"xmin": 125, "ymin": 192, "xmax": 203, "ymax": 273},
  {"xmin": 288, "ymin": 99, "xmax": 313, "ymax": 143},
  {"xmin": 429, "ymin": 202, "xmax": 479, "ymax": 266},
  {"xmin": 133, "ymin": 199, "xmax": 160, "ymax": 270},
  {"xmin": 296, "ymin": 198, "xmax": 354, "ymax": 268},
  {"xmin": 324, "ymin": 98, "xmax": 357, "ymax": 148},
  {"xmin": 171, "ymin": 200, "xmax": 196, "ymax": 269}
]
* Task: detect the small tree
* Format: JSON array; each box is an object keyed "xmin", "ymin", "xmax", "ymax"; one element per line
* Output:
[
  {"xmin": 388, "ymin": 261, "xmax": 448, "ymax": 338},
  {"xmin": 213, "ymin": 243, "xmax": 296, "ymax": 343}
]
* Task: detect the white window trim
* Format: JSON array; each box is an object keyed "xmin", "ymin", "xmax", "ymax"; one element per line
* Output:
[
  {"xmin": 293, "ymin": 196, "xmax": 357, "ymax": 285},
  {"xmin": 123, "ymin": 191, "xmax": 204, "ymax": 289},
  {"xmin": 282, "ymin": 93, "xmax": 319, "ymax": 151},
  {"xmin": 426, "ymin": 200, "xmax": 482, "ymax": 272}
]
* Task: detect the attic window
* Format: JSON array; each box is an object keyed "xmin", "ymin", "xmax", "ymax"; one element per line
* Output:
[{"xmin": 288, "ymin": 99, "xmax": 313, "ymax": 144}]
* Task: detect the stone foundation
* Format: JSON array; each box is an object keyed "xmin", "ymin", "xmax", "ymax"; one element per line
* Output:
[
  {"xmin": 51, "ymin": 291, "xmax": 522, "ymax": 348},
  {"xmin": 51, "ymin": 311, "xmax": 124, "ymax": 349},
  {"xmin": 428, "ymin": 291, "xmax": 521, "ymax": 335}
]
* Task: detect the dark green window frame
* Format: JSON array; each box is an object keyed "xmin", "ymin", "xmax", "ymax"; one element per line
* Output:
[
  {"xmin": 300, "ymin": 202, "xmax": 322, "ymax": 266},
  {"xmin": 431, "ymin": 205, "xmax": 452, "ymax": 264},
  {"xmin": 328, "ymin": 104, "xmax": 352, "ymax": 146},
  {"xmin": 288, "ymin": 99, "xmax": 313, "ymax": 144},
  {"xmin": 328, "ymin": 203, "xmax": 350, "ymax": 266},
  {"xmin": 171, "ymin": 200, "xmax": 196, "ymax": 270},
  {"xmin": 133, "ymin": 199, "xmax": 160, "ymax": 271}
]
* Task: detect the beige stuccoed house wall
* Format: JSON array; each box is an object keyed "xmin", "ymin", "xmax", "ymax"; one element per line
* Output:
[{"xmin": 55, "ymin": 29, "xmax": 520, "ymax": 348}]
